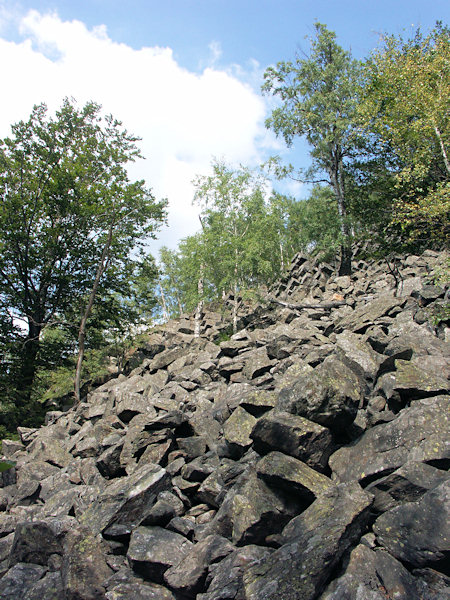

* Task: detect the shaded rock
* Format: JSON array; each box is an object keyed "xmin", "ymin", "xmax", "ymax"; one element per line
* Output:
[
  {"xmin": 277, "ymin": 356, "xmax": 362, "ymax": 430},
  {"xmin": 81, "ymin": 463, "xmax": 170, "ymax": 533},
  {"xmin": 0, "ymin": 563, "xmax": 46, "ymax": 600},
  {"xmin": 374, "ymin": 479, "xmax": 450, "ymax": 572},
  {"xmin": 243, "ymin": 482, "xmax": 373, "ymax": 600},
  {"xmin": 164, "ymin": 534, "xmax": 234, "ymax": 596},
  {"xmin": 96, "ymin": 443, "xmax": 125, "ymax": 479},
  {"xmin": 8, "ymin": 519, "xmax": 68, "ymax": 566},
  {"xmin": 181, "ymin": 453, "xmax": 220, "ymax": 483},
  {"xmin": 366, "ymin": 460, "xmax": 449, "ymax": 512},
  {"xmin": 62, "ymin": 525, "xmax": 113, "ymax": 600},
  {"xmin": 197, "ymin": 545, "xmax": 272, "ymax": 600},
  {"xmin": 251, "ymin": 410, "xmax": 334, "ymax": 471},
  {"xmin": 330, "ymin": 395, "xmax": 450, "ymax": 484},
  {"xmin": 256, "ymin": 451, "xmax": 334, "ymax": 506},
  {"xmin": 127, "ymin": 526, "xmax": 193, "ymax": 583},
  {"xmin": 319, "ymin": 544, "xmax": 428, "ymax": 600}
]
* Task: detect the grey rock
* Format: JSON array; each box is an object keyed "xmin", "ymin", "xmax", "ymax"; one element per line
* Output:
[
  {"xmin": 319, "ymin": 544, "xmax": 428, "ymax": 600},
  {"xmin": 251, "ymin": 410, "xmax": 334, "ymax": 471},
  {"xmin": 164, "ymin": 534, "xmax": 234, "ymax": 596},
  {"xmin": 277, "ymin": 355, "xmax": 362, "ymax": 430},
  {"xmin": 127, "ymin": 526, "xmax": 193, "ymax": 582},
  {"xmin": 0, "ymin": 563, "xmax": 47, "ymax": 600},
  {"xmin": 256, "ymin": 451, "xmax": 334, "ymax": 505},
  {"xmin": 80, "ymin": 463, "xmax": 171, "ymax": 533},
  {"xmin": 374, "ymin": 479, "xmax": 450, "ymax": 570},
  {"xmin": 243, "ymin": 482, "xmax": 373, "ymax": 600},
  {"xmin": 197, "ymin": 545, "xmax": 272, "ymax": 600},
  {"xmin": 330, "ymin": 395, "xmax": 450, "ymax": 484}
]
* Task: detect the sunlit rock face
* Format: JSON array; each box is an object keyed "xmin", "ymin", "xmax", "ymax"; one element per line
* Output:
[{"xmin": 0, "ymin": 249, "xmax": 448, "ymax": 599}]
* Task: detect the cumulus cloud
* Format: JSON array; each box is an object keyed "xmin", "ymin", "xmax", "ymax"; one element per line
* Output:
[{"xmin": 0, "ymin": 8, "xmax": 276, "ymax": 250}]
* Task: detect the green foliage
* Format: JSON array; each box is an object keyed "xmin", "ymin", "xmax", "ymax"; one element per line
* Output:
[
  {"xmin": 359, "ymin": 22, "xmax": 450, "ymax": 246},
  {"xmin": 0, "ymin": 99, "xmax": 165, "ymax": 432},
  {"xmin": 262, "ymin": 23, "xmax": 366, "ymax": 274}
]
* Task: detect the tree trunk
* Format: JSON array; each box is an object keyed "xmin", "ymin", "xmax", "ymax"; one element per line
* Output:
[
  {"xmin": 330, "ymin": 159, "xmax": 352, "ymax": 276},
  {"xmin": 194, "ymin": 269, "xmax": 204, "ymax": 338},
  {"xmin": 74, "ymin": 223, "xmax": 114, "ymax": 403},
  {"xmin": 159, "ymin": 282, "xmax": 169, "ymax": 321},
  {"xmin": 16, "ymin": 316, "xmax": 41, "ymax": 407}
]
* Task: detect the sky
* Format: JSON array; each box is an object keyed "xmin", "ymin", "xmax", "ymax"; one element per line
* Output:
[{"xmin": 0, "ymin": 0, "xmax": 448, "ymax": 255}]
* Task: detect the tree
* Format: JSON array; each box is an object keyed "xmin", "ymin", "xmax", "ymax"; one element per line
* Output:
[
  {"xmin": 359, "ymin": 23, "xmax": 450, "ymax": 246},
  {"xmin": 193, "ymin": 160, "xmax": 282, "ymax": 331},
  {"xmin": 0, "ymin": 99, "xmax": 166, "ymax": 420},
  {"xmin": 262, "ymin": 22, "xmax": 363, "ymax": 274}
]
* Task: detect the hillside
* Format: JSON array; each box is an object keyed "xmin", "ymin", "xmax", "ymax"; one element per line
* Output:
[{"xmin": 0, "ymin": 249, "xmax": 449, "ymax": 599}]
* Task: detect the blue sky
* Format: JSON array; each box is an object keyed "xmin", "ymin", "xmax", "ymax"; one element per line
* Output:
[{"xmin": 0, "ymin": 0, "xmax": 448, "ymax": 252}]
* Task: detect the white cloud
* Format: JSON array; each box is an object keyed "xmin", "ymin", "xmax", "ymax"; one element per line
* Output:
[{"xmin": 0, "ymin": 9, "xmax": 277, "ymax": 251}]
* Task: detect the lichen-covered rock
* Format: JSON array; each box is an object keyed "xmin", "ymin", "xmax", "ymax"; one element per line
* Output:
[
  {"xmin": 164, "ymin": 534, "xmax": 234, "ymax": 596},
  {"xmin": 223, "ymin": 407, "xmax": 257, "ymax": 453},
  {"xmin": 251, "ymin": 410, "xmax": 334, "ymax": 471},
  {"xmin": 80, "ymin": 463, "xmax": 171, "ymax": 533},
  {"xmin": 127, "ymin": 526, "xmax": 192, "ymax": 582},
  {"xmin": 319, "ymin": 544, "xmax": 429, "ymax": 600},
  {"xmin": 277, "ymin": 355, "xmax": 362, "ymax": 430},
  {"xmin": 330, "ymin": 395, "xmax": 450, "ymax": 484},
  {"xmin": 243, "ymin": 482, "xmax": 373, "ymax": 600},
  {"xmin": 373, "ymin": 479, "xmax": 450, "ymax": 570},
  {"xmin": 256, "ymin": 451, "xmax": 334, "ymax": 505}
]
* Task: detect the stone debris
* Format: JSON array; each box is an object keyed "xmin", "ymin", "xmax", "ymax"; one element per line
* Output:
[{"xmin": 0, "ymin": 249, "xmax": 449, "ymax": 598}]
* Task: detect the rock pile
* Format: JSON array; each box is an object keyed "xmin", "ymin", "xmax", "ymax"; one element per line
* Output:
[{"xmin": 0, "ymin": 250, "xmax": 449, "ymax": 599}]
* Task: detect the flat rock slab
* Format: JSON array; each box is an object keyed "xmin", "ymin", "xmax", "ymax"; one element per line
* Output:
[
  {"xmin": 256, "ymin": 451, "xmax": 334, "ymax": 503},
  {"xmin": 330, "ymin": 395, "xmax": 450, "ymax": 484},
  {"xmin": 127, "ymin": 526, "xmax": 193, "ymax": 583},
  {"xmin": 81, "ymin": 463, "xmax": 171, "ymax": 533},
  {"xmin": 251, "ymin": 410, "xmax": 334, "ymax": 471},
  {"xmin": 393, "ymin": 359, "xmax": 449, "ymax": 398},
  {"xmin": 243, "ymin": 482, "xmax": 373, "ymax": 600},
  {"xmin": 374, "ymin": 479, "xmax": 450, "ymax": 570},
  {"xmin": 334, "ymin": 294, "xmax": 406, "ymax": 333},
  {"xmin": 335, "ymin": 330, "xmax": 383, "ymax": 380}
]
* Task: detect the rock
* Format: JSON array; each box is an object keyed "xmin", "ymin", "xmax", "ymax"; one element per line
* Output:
[
  {"xmin": 251, "ymin": 410, "xmax": 334, "ymax": 471},
  {"xmin": 256, "ymin": 451, "xmax": 334, "ymax": 506},
  {"xmin": 127, "ymin": 526, "xmax": 193, "ymax": 583},
  {"xmin": 106, "ymin": 581, "xmax": 175, "ymax": 599},
  {"xmin": 366, "ymin": 460, "xmax": 449, "ymax": 512},
  {"xmin": 242, "ymin": 348, "xmax": 275, "ymax": 380},
  {"xmin": 22, "ymin": 571, "xmax": 64, "ymax": 600},
  {"xmin": 334, "ymin": 294, "xmax": 406, "ymax": 333},
  {"xmin": 197, "ymin": 545, "xmax": 272, "ymax": 600},
  {"xmin": 62, "ymin": 525, "xmax": 113, "ymax": 600},
  {"xmin": 164, "ymin": 534, "xmax": 234, "ymax": 596},
  {"xmin": 393, "ymin": 358, "xmax": 449, "ymax": 399},
  {"xmin": 243, "ymin": 482, "xmax": 373, "ymax": 600},
  {"xmin": 223, "ymin": 407, "xmax": 257, "ymax": 453},
  {"xmin": 277, "ymin": 356, "xmax": 362, "ymax": 431},
  {"xmin": 330, "ymin": 395, "xmax": 450, "ymax": 484},
  {"xmin": 81, "ymin": 463, "xmax": 171, "ymax": 533},
  {"xmin": 373, "ymin": 479, "xmax": 450, "ymax": 571},
  {"xmin": 335, "ymin": 330, "xmax": 383, "ymax": 381},
  {"xmin": 0, "ymin": 563, "xmax": 47, "ymax": 600},
  {"xmin": 319, "ymin": 544, "xmax": 428, "ymax": 600},
  {"xmin": 8, "ymin": 519, "xmax": 68, "ymax": 566},
  {"xmin": 204, "ymin": 471, "xmax": 298, "ymax": 546}
]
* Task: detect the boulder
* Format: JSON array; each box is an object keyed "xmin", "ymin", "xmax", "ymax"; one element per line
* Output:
[
  {"xmin": 243, "ymin": 482, "xmax": 373, "ymax": 600},
  {"xmin": 127, "ymin": 526, "xmax": 193, "ymax": 582},
  {"xmin": 330, "ymin": 395, "xmax": 450, "ymax": 484},
  {"xmin": 251, "ymin": 410, "xmax": 334, "ymax": 471},
  {"xmin": 277, "ymin": 355, "xmax": 362, "ymax": 431}
]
